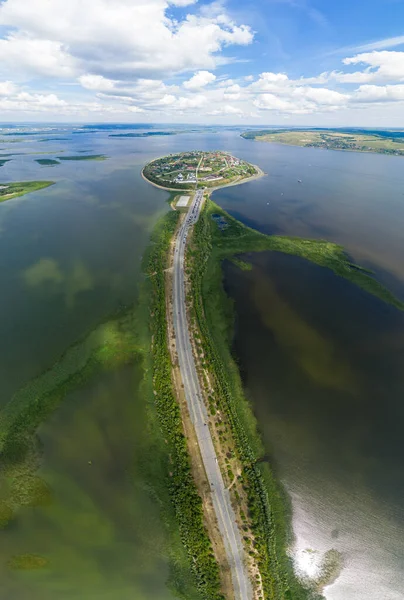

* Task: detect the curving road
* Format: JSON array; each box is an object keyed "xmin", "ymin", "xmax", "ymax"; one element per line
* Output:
[{"xmin": 172, "ymin": 190, "xmax": 252, "ymax": 600}]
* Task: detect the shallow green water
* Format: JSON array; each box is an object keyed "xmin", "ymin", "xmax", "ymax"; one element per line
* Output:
[
  {"xmin": 0, "ymin": 125, "xmax": 199, "ymax": 600},
  {"xmin": 0, "ymin": 365, "xmax": 176, "ymax": 599},
  {"xmin": 223, "ymin": 251, "xmax": 404, "ymax": 600}
]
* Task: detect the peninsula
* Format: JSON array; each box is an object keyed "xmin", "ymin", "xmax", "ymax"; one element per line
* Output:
[
  {"xmin": 142, "ymin": 150, "xmax": 404, "ymax": 600},
  {"xmin": 241, "ymin": 128, "xmax": 404, "ymax": 156}
]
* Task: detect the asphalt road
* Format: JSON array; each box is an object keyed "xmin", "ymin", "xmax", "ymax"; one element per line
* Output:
[{"xmin": 172, "ymin": 190, "xmax": 252, "ymax": 600}]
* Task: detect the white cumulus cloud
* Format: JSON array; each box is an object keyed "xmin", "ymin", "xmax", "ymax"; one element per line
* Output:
[
  {"xmin": 176, "ymin": 94, "xmax": 207, "ymax": 109},
  {"xmin": 183, "ymin": 70, "xmax": 216, "ymax": 89},
  {"xmin": 0, "ymin": 0, "xmax": 253, "ymax": 81},
  {"xmin": 223, "ymin": 83, "xmax": 241, "ymax": 99},
  {"xmin": 208, "ymin": 104, "xmax": 244, "ymax": 116},
  {"xmin": 342, "ymin": 51, "xmax": 404, "ymax": 83},
  {"xmin": 169, "ymin": 0, "xmax": 197, "ymax": 5},
  {"xmin": 0, "ymin": 34, "xmax": 76, "ymax": 78},
  {"xmin": 0, "ymin": 80, "xmax": 17, "ymax": 95},
  {"xmin": 353, "ymin": 84, "xmax": 404, "ymax": 103},
  {"xmin": 159, "ymin": 94, "xmax": 177, "ymax": 105},
  {"xmin": 79, "ymin": 74, "xmax": 115, "ymax": 91}
]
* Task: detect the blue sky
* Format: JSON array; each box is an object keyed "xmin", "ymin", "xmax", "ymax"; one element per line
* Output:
[{"xmin": 0, "ymin": 0, "xmax": 403, "ymax": 124}]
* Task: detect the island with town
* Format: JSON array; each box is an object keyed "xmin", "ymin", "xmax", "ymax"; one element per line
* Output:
[{"xmin": 142, "ymin": 150, "xmax": 260, "ymax": 190}]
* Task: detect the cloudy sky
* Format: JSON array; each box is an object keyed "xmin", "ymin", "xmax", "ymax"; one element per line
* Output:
[{"xmin": 0, "ymin": 0, "xmax": 403, "ymax": 124}]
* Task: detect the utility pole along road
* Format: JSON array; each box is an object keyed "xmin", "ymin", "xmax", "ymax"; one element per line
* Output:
[{"xmin": 172, "ymin": 190, "xmax": 252, "ymax": 600}]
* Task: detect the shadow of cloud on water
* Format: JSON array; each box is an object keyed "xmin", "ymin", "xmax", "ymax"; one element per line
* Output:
[{"xmin": 22, "ymin": 258, "xmax": 94, "ymax": 308}]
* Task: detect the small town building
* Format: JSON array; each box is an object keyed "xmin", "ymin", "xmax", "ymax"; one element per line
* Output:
[{"xmin": 176, "ymin": 196, "xmax": 190, "ymax": 207}]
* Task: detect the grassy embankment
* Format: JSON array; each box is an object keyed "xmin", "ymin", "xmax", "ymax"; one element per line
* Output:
[
  {"xmin": 187, "ymin": 198, "xmax": 404, "ymax": 599},
  {"xmin": 0, "ymin": 181, "xmax": 55, "ymax": 203},
  {"xmin": 0, "ymin": 209, "xmax": 222, "ymax": 599}
]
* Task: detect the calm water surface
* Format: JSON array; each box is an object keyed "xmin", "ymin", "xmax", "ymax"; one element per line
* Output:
[
  {"xmin": 0, "ymin": 365, "xmax": 173, "ymax": 600},
  {"xmin": 1, "ymin": 126, "xmax": 404, "ymax": 598},
  {"xmin": 213, "ymin": 140, "xmax": 404, "ymax": 599},
  {"xmin": 215, "ymin": 140, "xmax": 404, "ymax": 297},
  {"xmin": 0, "ymin": 126, "xmax": 208, "ymax": 599}
]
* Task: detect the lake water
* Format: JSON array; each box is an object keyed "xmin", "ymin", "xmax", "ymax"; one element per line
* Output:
[
  {"xmin": 0, "ymin": 365, "xmax": 175, "ymax": 600},
  {"xmin": 0, "ymin": 125, "xmax": 186, "ymax": 599},
  {"xmin": 213, "ymin": 141, "xmax": 404, "ymax": 599},
  {"xmin": 1, "ymin": 125, "xmax": 403, "ymax": 599}
]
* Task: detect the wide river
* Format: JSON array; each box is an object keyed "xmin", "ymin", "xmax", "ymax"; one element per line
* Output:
[{"xmin": 0, "ymin": 125, "xmax": 403, "ymax": 599}]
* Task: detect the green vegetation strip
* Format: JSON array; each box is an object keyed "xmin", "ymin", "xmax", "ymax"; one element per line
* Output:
[
  {"xmin": 0, "ymin": 313, "xmax": 142, "ymax": 452},
  {"xmin": 241, "ymin": 128, "xmax": 404, "ymax": 156},
  {"xmin": 207, "ymin": 200, "xmax": 404, "ymax": 310},
  {"xmin": 0, "ymin": 311, "xmax": 142, "ymax": 528},
  {"xmin": 144, "ymin": 211, "xmax": 224, "ymax": 599},
  {"xmin": 188, "ymin": 198, "xmax": 404, "ymax": 599},
  {"xmin": 35, "ymin": 159, "xmax": 60, "ymax": 166},
  {"xmin": 0, "ymin": 181, "xmax": 55, "ymax": 203},
  {"xmin": 57, "ymin": 154, "xmax": 107, "ymax": 161}
]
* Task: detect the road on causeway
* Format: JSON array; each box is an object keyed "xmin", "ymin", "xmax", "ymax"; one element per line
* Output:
[{"xmin": 172, "ymin": 189, "xmax": 252, "ymax": 600}]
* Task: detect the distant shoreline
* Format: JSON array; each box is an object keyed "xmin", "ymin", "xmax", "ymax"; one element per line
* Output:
[{"xmin": 241, "ymin": 128, "xmax": 404, "ymax": 157}]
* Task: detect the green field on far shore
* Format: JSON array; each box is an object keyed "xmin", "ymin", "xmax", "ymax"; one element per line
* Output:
[{"xmin": 241, "ymin": 128, "xmax": 404, "ymax": 156}]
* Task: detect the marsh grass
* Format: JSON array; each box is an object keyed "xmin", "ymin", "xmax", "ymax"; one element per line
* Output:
[
  {"xmin": 7, "ymin": 554, "xmax": 49, "ymax": 570},
  {"xmin": 0, "ymin": 212, "xmax": 212, "ymax": 599},
  {"xmin": 207, "ymin": 199, "xmax": 404, "ymax": 311},
  {"xmin": 35, "ymin": 159, "xmax": 60, "ymax": 166}
]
